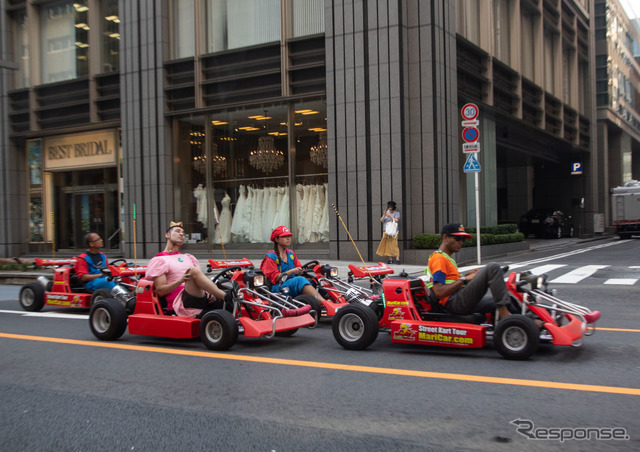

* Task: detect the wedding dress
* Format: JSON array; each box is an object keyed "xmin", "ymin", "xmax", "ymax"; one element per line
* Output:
[
  {"xmin": 193, "ymin": 184, "xmax": 207, "ymax": 225},
  {"xmin": 230, "ymin": 185, "xmax": 247, "ymax": 242},
  {"xmin": 215, "ymin": 192, "xmax": 233, "ymax": 244}
]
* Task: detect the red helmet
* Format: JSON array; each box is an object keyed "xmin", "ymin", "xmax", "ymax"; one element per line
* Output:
[{"xmin": 270, "ymin": 225, "xmax": 293, "ymax": 242}]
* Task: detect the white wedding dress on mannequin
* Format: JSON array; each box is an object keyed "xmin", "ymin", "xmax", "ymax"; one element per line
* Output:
[{"xmin": 215, "ymin": 192, "xmax": 233, "ymax": 244}]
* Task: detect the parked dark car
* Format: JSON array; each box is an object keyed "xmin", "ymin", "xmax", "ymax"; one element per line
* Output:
[{"xmin": 518, "ymin": 208, "xmax": 574, "ymax": 239}]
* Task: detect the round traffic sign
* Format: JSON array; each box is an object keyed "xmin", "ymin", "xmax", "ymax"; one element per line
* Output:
[
  {"xmin": 462, "ymin": 126, "xmax": 479, "ymax": 143},
  {"xmin": 461, "ymin": 103, "xmax": 479, "ymax": 121}
]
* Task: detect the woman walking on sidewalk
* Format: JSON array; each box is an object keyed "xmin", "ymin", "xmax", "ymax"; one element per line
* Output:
[{"xmin": 376, "ymin": 201, "xmax": 401, "ymax": 264}]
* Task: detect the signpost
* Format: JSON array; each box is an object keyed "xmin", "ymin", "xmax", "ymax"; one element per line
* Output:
[{"xmin": 461, "ymin": 103, "xmax": 481, "ymax": 264}]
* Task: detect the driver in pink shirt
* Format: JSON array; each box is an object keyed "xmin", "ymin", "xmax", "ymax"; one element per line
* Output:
[{"xmin": 145, "ymin": 222, "xmax": 226, "ymax": 317}]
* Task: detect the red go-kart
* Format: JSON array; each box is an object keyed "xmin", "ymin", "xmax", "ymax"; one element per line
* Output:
[
  {"xmin": 19, "ymin": 258, "xmax": 145, "ymax": 312},
  {"xmin": 332, "ymin": 269, "xmax": 600, "ymax": 360},
  {"xmin": 89, "ymin": 259, "xmax": 316, "ymax": 351},
  {"xmin": 307, "ymin": 262, "xmax": 394, "ymax": 318}
]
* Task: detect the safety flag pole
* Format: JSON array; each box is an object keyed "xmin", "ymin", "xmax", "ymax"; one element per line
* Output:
[
  {"xmin": 331, "ymin": 203, "xmax": 373, "ymax": 281},
  {"xmin": 213, "ymin": 205, "xmax": 227, "ymax": 260},
  {"xmin": 133, "ymin": 204, "xmax": 137, "ymax": 270},
  {"xmin": 51, "ymin": 212, "xmax": 55, "ymax": 258}
]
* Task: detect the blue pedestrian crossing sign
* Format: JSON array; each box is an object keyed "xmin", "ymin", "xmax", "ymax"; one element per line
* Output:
[{"xmin": 463, "ymin": 153, "xmax": 481, "ymax": 173}]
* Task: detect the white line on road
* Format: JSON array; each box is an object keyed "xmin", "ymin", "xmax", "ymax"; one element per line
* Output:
[
  {"xmin": 527, "ymin": 264, "xmax": 567, "ymax": 275},
  {"xmin": 604, "ymin": 279, "xmax": 638, "ymax": 285},
  {"xmin": 507, "ymin": 241, "xmax": 627, "ymax": 270},
  {"xmin": 550, "ymin": 265, "xmax": 609, "ymax": 284},
  {"xmin": 0, "ymin": 309, "xmax": 88, "ymax": 319}
]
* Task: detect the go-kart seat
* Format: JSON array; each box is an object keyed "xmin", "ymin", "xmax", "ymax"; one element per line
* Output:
[
  {"xmin": 415, "ymin": 289, "xmax": 485, "ymax": 324},
  {"xmin": 69, "ymin": 270, "xmax": 91, "ymax": 293}
]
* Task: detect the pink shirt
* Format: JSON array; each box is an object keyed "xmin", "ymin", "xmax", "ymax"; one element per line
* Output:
[{"xmin": 145, "ymin": 253, "xmax": 199, "ymax": 315}]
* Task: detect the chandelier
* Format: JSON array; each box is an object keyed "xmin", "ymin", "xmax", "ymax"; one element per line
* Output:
[
  {"xmin": 310, "ymin": 132, "xmax": 328, "ymax": 168},
  {"xmin": 193, "ymin": 143, "xmax": 227, "ymax": 176},
  {"xmin": 249, "ymin": 136, "xmax": 285, "ymax": 174}
]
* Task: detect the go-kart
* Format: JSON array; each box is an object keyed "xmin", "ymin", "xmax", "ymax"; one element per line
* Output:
[
  {"xmin": 18, "ymin": 258, "xmax": 145, "ymax": 312},
  {"xmin": 332, "ymin": 269, "xmax": 600, "ymax": 360},
  {"xmin": 308, "ymin": 262, "xmax": 394, "ymax": 318},
  {"xmin": 88, "ymin": 260, "xmax": 316, "ymax": 351}
]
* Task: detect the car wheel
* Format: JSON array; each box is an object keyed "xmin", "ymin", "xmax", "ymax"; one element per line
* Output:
[
  {"xmin": 200, "ymin": 309, "xmax": 238, "ymax": 351},
  {"xmin": 619, "ymin": 233, "xmax": 632, "ymax": 240},
  {"xmin": 19, "ymin": 282, "xmax": 45, "ymax": 312},
  {"xmin": 332, "ymin": 303, "xmax": 379, "ymax": 350},
  {"xmin": 494, "ymin": 314, "xmax": 539, "ymax": 360},
  {"xmin": 89, "ymin": 299, "xmax": 127, "ymax": 341},
  {"xmin": 90, "ymin": 288, "xmax": 112, "ymax": 307},
  {"xmin": 294, "ymin": 294, "xmax": 323, "ymax": 320}
]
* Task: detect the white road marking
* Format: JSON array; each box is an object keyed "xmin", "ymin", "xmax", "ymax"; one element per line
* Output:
[
  {"xmin": 0, "ymin": 309, "xmax": 88, "ymax": 319},
  {"xmin": 527, "ymin": 264, "xmax": 567, "ymax": 275},
  {"xmin": 550, "ymin": 265, "xmax": 609, "ymax": 284},
  {"xmin": 508, "ymin": 241, "xmax": 627, "ymax": 269},
  {"xmin": 603, "ymin": 279, "xmax": 638, "ymax": 285}
]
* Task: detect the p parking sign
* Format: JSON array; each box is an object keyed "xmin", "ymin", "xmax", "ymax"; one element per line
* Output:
[{"xmin": 571, "ymin": 162, "xmax": 583, "ymax": 175}]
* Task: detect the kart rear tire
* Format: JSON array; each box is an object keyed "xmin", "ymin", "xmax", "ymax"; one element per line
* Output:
[
  {"xmin": 90, "ymin": 289, "xmax": 112, "ymax": 307},
  {"xmin": 295, "ymin": 294, "xmax": 323, "ymax": 319},
  {"xmin": 19, "ymin": 282, "xmax": 45, "ymax": 312},
  {"xmin": 494, "ymin": 314, "xmax": 539, "ymax": 360},
  {"xmin": 200, "ymin": 309, "xmax": 238, "ymax": 351},
  {"xmin": 89, "ymin": 299, "xmax": 127, "ymax": 341},
  {"xmin": 332, "ymin": 303, "xmax": 379, "ymax": 350}
]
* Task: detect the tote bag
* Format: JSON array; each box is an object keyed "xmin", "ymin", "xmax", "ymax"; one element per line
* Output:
[{"xmin": 384, "ymin": 221, "xmax": 398, "ymax": 237}]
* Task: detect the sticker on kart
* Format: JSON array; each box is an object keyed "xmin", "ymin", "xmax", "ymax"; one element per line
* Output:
[{"xmin": 390, "ymin": 321, "xmax": 486, "ymax": 348}]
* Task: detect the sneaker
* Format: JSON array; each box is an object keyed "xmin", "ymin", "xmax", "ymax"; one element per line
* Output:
[
  {"xmin": 396, "ymin": 260, "xmax": 401, "ymax": 264},
  {"xmin": 387, "ymin": 259, "xmax": 393, "ymax": 264}
]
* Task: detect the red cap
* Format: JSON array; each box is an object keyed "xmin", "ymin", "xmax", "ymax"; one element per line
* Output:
[{"xmin": 270, "ymin": 225, "xmax": 293, "ymax": 242}]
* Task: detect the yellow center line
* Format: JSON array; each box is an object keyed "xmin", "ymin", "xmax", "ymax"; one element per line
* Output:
[
  {"xmin": 2, "ymin": 332, "xmax": 639, "ymax": 396},
  {"xmin": 596, "ymin": 327, "xmax": 640, "ymax": 332}
]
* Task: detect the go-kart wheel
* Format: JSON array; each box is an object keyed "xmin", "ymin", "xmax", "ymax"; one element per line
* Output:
[
  {"xmin": 295, "ymin": 294, "xmax": 323, "ymax": 319},
  {"xmin": 200, "ymin": 309, "xmax": 238, "ymax": 351},
  {"xmin": 19, "ymin": 282, "xmax": 45, "ymax": 312},
  {"xmin": 494, "ymin": 314, "xmax": 539, "ymax": 360},
  {"xmin": 300, "ymin": 260, "xmax": 319, "ymax": 270},
  {"xmin": 332, "ymin": 303, "xmax": 379, "ymax": 350},
  {"xmin": 275, "ymin": 328, "xmax": 298, "ymax": 337},
  {"xmin": 90, "ymin": 288, "xmax": 112, "ymax": 307},
  {"xmin": 89, "ymin": 299, "xmax": 127, "ymax": 341}
]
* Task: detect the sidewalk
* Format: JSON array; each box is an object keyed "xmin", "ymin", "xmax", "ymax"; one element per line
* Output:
[{"xmin": 0, "ymin": 235, "xmax": 615, "ymax": 285}]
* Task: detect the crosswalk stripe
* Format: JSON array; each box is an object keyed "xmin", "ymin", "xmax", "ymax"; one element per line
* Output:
[
  {"xmin": 604, "ymin": 279, "xmax": 638, "ymax": 285},
  {"xmin": 527, "ymin": 264, "xmax": 567, "ymax": 275},
  {"xmin": 550, "ymin": 265, "xmax": 609, "ymax": 284}
]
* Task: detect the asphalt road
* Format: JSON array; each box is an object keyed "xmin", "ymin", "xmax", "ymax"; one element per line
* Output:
[{"xmin": 1, "ymin": 238, "xmax": 639, "ymax": 451}]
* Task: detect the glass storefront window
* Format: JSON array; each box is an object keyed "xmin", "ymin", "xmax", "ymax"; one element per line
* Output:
[
  {"xmin": 292, "ymin": 100, "xmax": 329, "ymax": 244},
  {"xmin": 11, "ymin": 10, "xmax": 30, "ymax": 89},
  {"xmin": 291, "ymin": 0, "xmax": 324, "ymax": 38},
  {"xmin": 101, "ymin": 0, "xmax": 120, "ymax": 72},
  {"xmin": 174, "ymin": 100, "xmax": 327, "ymax": 247},
  {"xmin": 173, "ymin": 0, "xmax": 195, "ymax": 58},
  {"xmin": 206, "ymin": 0, "xmax": 281, "ymax": 53},
  {"xmin": 40, "ymin": 0, "xmax": 89, "ymax": 83}
]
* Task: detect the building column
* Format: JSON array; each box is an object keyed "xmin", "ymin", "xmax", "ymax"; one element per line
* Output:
[
  {"xmin": 120, "ymin": 0, "xmax": 172, "ymax": 257},
  {"xmin": 326, "ymin": 0, "xmax": 458, "ymax": 260}
]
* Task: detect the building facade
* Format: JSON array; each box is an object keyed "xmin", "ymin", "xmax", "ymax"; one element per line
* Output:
[
  {"xmin": 594, "ymin": 0, "xmax": 640, "ymax": 224},
  {"xmin": 1, "ymin": 0, "xmax": 634, "ymax": 261}
]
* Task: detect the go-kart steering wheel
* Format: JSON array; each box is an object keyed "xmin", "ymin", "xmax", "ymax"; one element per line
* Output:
[
  {"xmin": 300, "ymin": 260, "xmax": 319, "ymax": 270},
  {"xmin": 212, "ymin": 266, "xmax": 242, "ymax": 284},
  {"xmin": 109, "ymin": 258, "xmax": 128, "ymax": 267}
]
